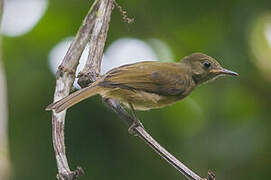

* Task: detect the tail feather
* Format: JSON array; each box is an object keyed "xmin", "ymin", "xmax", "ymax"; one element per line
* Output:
[{"xmin": 46, "ymin": 85, "xmax": 102, "ymax": 113}]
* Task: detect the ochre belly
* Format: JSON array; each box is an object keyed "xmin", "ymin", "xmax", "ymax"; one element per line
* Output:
[{"xmin": 101, "ymin": 88, "xmax": 183, "ymax": 111}]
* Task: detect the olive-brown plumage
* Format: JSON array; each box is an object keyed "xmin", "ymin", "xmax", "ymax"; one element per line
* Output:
[{"xmin": 46, "ymin": 53, "xmax": 238, "ymax": 113}]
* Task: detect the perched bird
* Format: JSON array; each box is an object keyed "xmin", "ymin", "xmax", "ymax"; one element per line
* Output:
[{"xmin": 46, "ymin": 53, "xmax": 238, "ymax": 127}]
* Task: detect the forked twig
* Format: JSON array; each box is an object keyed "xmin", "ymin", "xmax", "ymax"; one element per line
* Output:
[
  {"xmin": 51, "ymin": 0, "xmax": 215, "ymax": 179},
  {"xmin": 51, "ymin": 0, "xmax": 113, "ymax": 179}
]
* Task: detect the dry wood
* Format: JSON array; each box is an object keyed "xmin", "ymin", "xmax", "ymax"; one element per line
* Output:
[{"xmin": 51, "ymin": 0, "xmax": 215, "ymax": 179}]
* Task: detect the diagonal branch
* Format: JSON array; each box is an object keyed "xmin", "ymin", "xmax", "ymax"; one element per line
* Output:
[
  {"xmin": 77, "ymin": 1, "xmax": 215, "ymax": 180},
  {"xmin": 50, "ymin": 0, "xmax": 215, "ymax": 179},
  {"xmin": 103, "ymin": 99, "xmax": 204, "ymax": 180}
]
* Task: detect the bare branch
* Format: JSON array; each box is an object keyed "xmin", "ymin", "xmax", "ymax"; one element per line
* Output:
[
  {"xmin": 51, "ymin": 0, "xmax": 216, "ymax": 179},
  {"xmin": 51, "ymin": 0, "xmax": 113, "ymax": 179},
  {"xmin": 104, "ymin": 99, "xmax": 206, "ymax": 180},
  {"xmin": 77, "ymin": 1, "xmax": 214, "ymax": 180},
  {"xmin": 78, "ymin": 0, "xmax": 114, "ymax": 86}
]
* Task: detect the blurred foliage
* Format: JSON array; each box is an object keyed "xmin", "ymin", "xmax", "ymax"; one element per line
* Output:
[{"xmin": 2, "ymin": 0, "xmax": 271, "ymax": 179}]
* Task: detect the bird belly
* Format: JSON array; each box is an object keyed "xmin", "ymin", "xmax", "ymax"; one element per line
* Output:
[{"xmin": 101, "ymin": 88, "xmax": 181, "ymax": 111}]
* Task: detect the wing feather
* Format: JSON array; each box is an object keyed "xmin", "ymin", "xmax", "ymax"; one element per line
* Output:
[{"xmin": 100, "ymin": 61, "xmax": 190, "ymax": 96}]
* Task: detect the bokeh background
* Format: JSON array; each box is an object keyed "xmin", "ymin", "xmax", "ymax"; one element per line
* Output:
[{"xmin": 1, "ymin": 0, "xmax": 271, "ymax": 179}]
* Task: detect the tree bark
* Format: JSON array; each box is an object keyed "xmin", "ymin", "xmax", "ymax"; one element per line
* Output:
[
  {"xmin": 50, "ymin": 0, "xmax": 114, "ymax": 179},
  {"xmin": 50, "ymin": 0, "xmax": 215, "ymax": 180}
]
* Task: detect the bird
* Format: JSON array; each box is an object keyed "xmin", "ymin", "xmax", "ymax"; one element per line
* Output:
[{"xmin": 46, "ymin": 52, "xmax": 238, "ymax": 130}]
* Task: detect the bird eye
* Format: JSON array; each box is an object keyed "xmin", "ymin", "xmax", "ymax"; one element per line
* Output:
[{"xmin": 203, "ymin": 61, "xmax": 211, "ymax": 69}]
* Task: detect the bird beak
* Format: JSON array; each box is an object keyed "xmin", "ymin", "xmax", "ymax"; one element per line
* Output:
[{"xmin": 210, "ymin": 68, "xmax": 239, "ymax": 76}]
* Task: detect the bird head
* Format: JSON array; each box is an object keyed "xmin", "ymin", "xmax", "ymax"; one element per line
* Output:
[{"xmin": 181, "ymin": 53, "xmax": 238, "ymax": 85}]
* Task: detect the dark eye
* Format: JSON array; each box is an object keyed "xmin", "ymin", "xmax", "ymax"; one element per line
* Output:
[{"xmin": 203, "ymin": 61, "xmax": 211, "ymax": 68}]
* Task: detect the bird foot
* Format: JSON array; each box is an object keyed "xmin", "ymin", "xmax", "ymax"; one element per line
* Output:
[{"xmin": 128, "ymin": 120, "xmax": 144, "ymax": 136}]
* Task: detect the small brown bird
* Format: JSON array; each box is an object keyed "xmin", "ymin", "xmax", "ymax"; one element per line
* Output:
[{"xmin": 46, "ymin": 53, "xmax": 238, "ymax": 124}]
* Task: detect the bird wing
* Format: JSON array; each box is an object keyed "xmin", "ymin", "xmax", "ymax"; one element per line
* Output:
[{"xmin": 100, "ymin": 61, "xmax": 190, "ymax": 96}]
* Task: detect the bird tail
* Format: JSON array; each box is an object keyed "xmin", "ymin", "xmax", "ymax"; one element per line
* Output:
[{"xmin": 46, "ymin": 84, "xmax": 103, "ymax": 113}]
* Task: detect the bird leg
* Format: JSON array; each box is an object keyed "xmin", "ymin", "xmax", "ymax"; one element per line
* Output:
[{"xmin": 128, "ymin": 102, "xmax": 144, "ymax": 136}]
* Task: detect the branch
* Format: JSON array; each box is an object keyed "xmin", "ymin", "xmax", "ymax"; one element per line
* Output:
[
  {"xmin": 50, "ymin": 0, "xmax": 113, "ymax": 179},
  {"xmin": 78, "ymin": 0, "xmax": 114, "ymax": 86},
  {"xmin": 0, "ymin": 1, "xmax": 11, "ymax": 180},
  {"xmin": 51, "ymin": 0, "xmax": 215, "ymax": 179},
  {"xmin": 77, "ymin": 1, "xmax": 215, "ymax": 180}
]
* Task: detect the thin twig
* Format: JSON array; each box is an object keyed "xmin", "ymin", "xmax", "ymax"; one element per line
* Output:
[
  {"xmin": 114, "ymin": 1, "xmax": 134, "ymax": 24},
  {"xmin": 51, "ymin": 0, "xmax": 112, "ymax": 179},
  {"xmin": 51, "ymin": 0, "xmax": 215, "ymax": 179},
  {"xmin": 103, "ymin": 99, "xmax": 203, "ymax": 180},
  {"xmin": 77, "ymin": 1, "xmax": 214, "ymax": 180}
]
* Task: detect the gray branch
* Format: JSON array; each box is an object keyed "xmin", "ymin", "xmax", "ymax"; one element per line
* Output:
[
  {"xmin": 51, "ymin": 0, "xmax": 215, "ymax": 179},
  {"xmin": 77, "ymin": 1, "xmax": 214, "ymax": 180},
  {"xmin": 51, "ymin": 0, "xmax": 112, "ymax": 179}
]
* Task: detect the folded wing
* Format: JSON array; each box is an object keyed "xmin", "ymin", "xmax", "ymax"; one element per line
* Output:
[{"xmin": 100, "ymin": 61, "xmax": 190, "ymax": 96}]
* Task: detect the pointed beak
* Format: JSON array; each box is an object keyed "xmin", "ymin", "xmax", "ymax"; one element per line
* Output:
[{"xmin": 210, "ymin": 68, "xmax": 239, "ymax": 76}]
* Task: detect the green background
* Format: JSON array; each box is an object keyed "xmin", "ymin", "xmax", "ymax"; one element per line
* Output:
[{"xmin": 2, "ymin": 0, "xmax": 271, "ymax": 179}]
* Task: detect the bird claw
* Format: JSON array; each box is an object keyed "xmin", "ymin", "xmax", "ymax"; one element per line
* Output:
[{"xmin": 128, "ymin": 120, "xmax": 144, "ymax": 136}]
